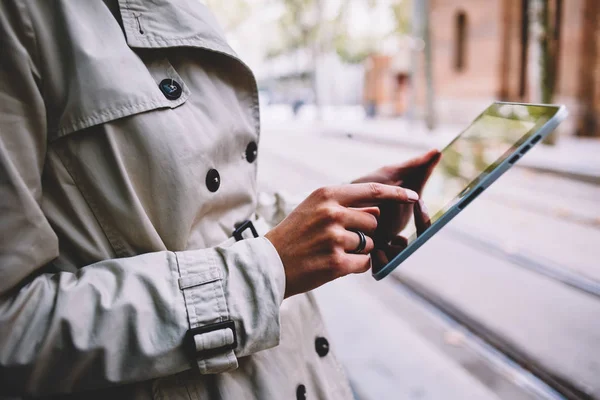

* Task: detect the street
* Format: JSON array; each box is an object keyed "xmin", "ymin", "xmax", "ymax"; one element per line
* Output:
[{"xmin": 257, "ymin": 117, "xmax": 600, "ymax": 399}]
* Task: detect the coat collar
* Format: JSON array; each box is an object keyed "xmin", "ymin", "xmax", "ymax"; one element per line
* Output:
[{"xmin": 117, "ymin": 0, "xmax": 238, "ymax": 58}]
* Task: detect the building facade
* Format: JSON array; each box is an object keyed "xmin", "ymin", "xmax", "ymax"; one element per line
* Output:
[{"xmin": 428, "ymin": 0, "xmax": 600, "ymax": 136}]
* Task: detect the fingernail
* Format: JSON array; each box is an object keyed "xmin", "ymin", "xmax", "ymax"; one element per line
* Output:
[{"xmin": 406, "ymin": 189, "xmax": 419, "ymax": 201}]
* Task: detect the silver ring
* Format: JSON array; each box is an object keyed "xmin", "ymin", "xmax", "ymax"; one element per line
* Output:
[{"xmin": 351, "ymin": 230, "xmax": 367, "ymax": 254}]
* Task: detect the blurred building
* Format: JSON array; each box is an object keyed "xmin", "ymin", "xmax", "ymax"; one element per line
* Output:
[
  {"xmin": 363, "ymin": 43, "xmax": 413, "ymax": 117},
  {"xmin": 428, "ymin": 0, "xmax": 600, "ymax": 136}
]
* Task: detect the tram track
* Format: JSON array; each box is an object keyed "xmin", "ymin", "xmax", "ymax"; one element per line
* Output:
[
  {"xmin": 388, "ymin": 223, "xmax": 600, "ymax": 399},
  {"xmin": 484, "ymin": 192, "xmax": 600, "ymax": 229},
  {"xmin": 445, "ymin": 226, "xmax": 600, "ymax": 299},
  {"xmin": 391, "ymin": 273, "xmax": 595, "ymax": 400}
]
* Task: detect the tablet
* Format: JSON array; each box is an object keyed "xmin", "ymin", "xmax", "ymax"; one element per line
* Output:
[{"xmin": 372, "ymin": 102, "xmax": 568, "ymax": 280}]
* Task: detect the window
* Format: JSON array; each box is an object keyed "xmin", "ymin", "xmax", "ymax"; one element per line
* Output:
[
  {"xmin": 519, "ymin": 0, "xmax": 529, "ymax": 98},
  {"xmin": 455, "ymin": 11, "xmax": 468, "ymax": 72}
]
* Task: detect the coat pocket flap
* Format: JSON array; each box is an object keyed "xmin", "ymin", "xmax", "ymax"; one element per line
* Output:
[{"xmin": 53, "ymin": 57, "xmax": 190, "ymax": 141}]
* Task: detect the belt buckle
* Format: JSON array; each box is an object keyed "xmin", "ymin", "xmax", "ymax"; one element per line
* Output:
[
  {"xmin": 232, "ymin": 220, "xmax": 259, "ymax": 241},
  {"xmin": 187, "ymin": 320, "xmax": 238, "ymax": 360}
]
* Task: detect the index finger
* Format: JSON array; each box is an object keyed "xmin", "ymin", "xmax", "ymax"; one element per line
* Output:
[{"xmin": 327, "ymin": 183, "xmax": 419, "ymax": 207}]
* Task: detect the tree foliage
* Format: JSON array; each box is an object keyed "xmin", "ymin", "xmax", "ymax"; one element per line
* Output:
[
  {"xmin": 268, "ymin": 0, "xmax": 412, "ymax": 63},
  {"xmin": 204, "ymin": 0, "xmax": 251, "ymax": 32},
  {"xmin": 390, "ymin": 0, "xmax": 411, "ymax": 35}
]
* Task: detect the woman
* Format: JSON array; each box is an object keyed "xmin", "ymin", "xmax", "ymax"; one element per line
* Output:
[{"xmin": 0, "ymin": 1, "xmax": 439, "ymax": 398}]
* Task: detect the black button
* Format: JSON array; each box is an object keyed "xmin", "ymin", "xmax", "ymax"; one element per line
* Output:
[
  {"xmin": 206, "ymin": 169, "xmax": 220, "ymax": 192},
  {"xmin": 296, "ymin": 384, "xmax": 307, "ymax": 400},
  {"xmin": 158, "ymin": 79, "xmax": 182, "ymax": 100},
  {"xmin": 315, "ymin": 337, "xmax": 329, "ymax": 357},
  {"xmin": 245, "ymin": 141, "xmax": 258, "ymax": 163}
]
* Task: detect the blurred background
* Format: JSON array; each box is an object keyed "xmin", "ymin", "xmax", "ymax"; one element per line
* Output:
[{"xmin": 207, "ymin": 1, "xmax": 600, "ymax": 399}]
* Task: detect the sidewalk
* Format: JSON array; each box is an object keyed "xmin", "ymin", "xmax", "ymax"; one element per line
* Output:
[
  {"xmin": 319, "ymin": 117, "xmax": 600, "ymax": 185},
  {"xmin": 313, "ymin": 274, "xmax": 507, "ymax": 400}
]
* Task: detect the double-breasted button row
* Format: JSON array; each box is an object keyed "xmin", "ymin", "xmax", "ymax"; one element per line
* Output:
[
  {"xmin": 158, "ymin": 78, "xmax": 257, "ymax": 167},
  {"xmin": 202, "ymin": 142, "xmax": 257, "ymax": 193},
  {"xmin": 159, "ymin": 76, "xmax": 255, "ymax": 194},
  {"xmin": 293, "ymin": 337, "xmax": 330, "ymax": 399}
]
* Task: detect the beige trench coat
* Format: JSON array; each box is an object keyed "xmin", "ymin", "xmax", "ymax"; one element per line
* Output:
[{"xmin": 0, "ymin": 1, "xmax": 354, "ymax": 399}]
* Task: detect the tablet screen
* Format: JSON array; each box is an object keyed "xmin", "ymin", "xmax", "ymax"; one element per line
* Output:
[{"xmin": 372, "ymin": 103, "xmax": 560, "ymax": 272}]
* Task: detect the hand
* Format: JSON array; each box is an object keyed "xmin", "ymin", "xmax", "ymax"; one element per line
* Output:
[
  {"xmin": 265, "ymin": 183, "xmax": 419, "ymax": 298},
  {"xmin": 352, "ymin": 149, "xmax": 441, "ymax": 243},
  {"xmin": 371, "ymin": 199, "xmax": 432, "ymax": 269}
]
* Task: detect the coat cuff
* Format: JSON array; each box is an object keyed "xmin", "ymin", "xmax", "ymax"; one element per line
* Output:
[{"xmin": 175, "ymin": 236, "xmax": 285, "ymax": 374}]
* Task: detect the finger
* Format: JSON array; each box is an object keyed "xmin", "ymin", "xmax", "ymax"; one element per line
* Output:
[
  {"xmin": 384, "ymin": 242, "xmax": 408, "ymax": 260},
  {"xmin": 343, "ymin": 208, "xmax": 378, "ymax": 235},
  {"xmin": 352, "ymin": 206, "xmax": 381, "ymax": 219},
  {"xmin": 390, "ymin": 235, "xmax": 408, "ymax": 247},
  {"xmin": 400, "ymin": 148, "xmax": 441, "ymax": 171},
  {"xmin": 342, "ymin": 230, "xmax": 375, "ymax": 254},
  {"xmin": 370, "ymin": 249, "xmax": 389, "ymax": 270},
  {"xmin": 325, "ymin": 183, "xmax": 419, "ymax": 207},
  {"xmin": 387, "ymin": 149, "xmax": 442, "ymax": 179},
  {"xmin": 372, "ymin": 239, "xmax": 408, "ymax": 262},
  {"xmin": 414, "ymin": 199, "xmax": 432, "ymax": 236},
  {"xmin": 402, "ymin": 150, "xmax": 442, "ymax": 193},
  {"xmin": 344, "ymin": 254, "xmax": 372, "ymax": 274},
  {"xmin": 419, "ymin": 151, "xmax": 442, "ymax": 186},
  {"xmin": 420, "ymin": 148, "xmax": 442, "ymax": 165}
]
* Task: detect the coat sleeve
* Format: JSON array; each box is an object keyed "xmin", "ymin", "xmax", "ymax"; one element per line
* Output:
[{"xmin": 0, "ymin": 2, "xmax": 285, "ymax": 396}]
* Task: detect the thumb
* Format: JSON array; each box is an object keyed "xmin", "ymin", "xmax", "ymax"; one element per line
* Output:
[
  {"xmin": 405, "ymin": 149, "xmax": 441, "ymax": 169},
  {"xmin": 391, "ymin": 149, "xmax": 442, "ymax": 180},
  {"xmin": 414, "ymin": 199, "xmax": 432, "ymax": 236}
]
